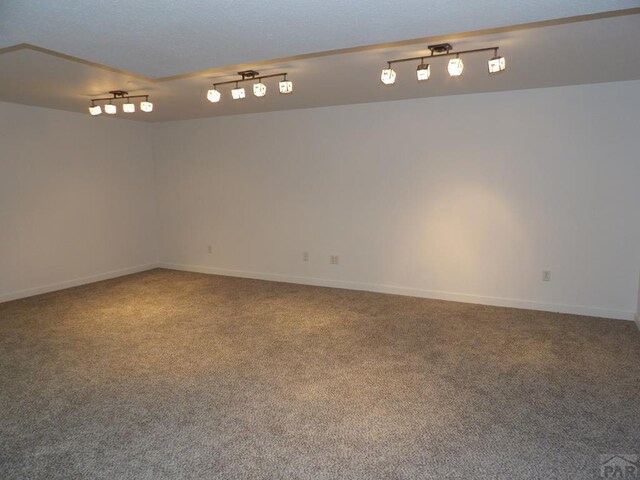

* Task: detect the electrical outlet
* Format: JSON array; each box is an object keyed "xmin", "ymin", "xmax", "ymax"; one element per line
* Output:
[
  {"xmin": 330, "ymin": 255, "xmax": 339, "ymax": 265},
  {"xmin": 543, "ymin": 270, "xmax": 551, "ymax": 282},
  {"xmin": 303, "ymin": 251, "xmax": 309, "ymax": 262},
  {"xmin": 207, "ymin": 245, "xmax": 213, "ymax": 254}
]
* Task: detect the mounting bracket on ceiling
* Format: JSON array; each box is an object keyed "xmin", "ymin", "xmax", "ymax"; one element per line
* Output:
[
  {"xmin": 238, "ymin": 70, "xmax": 260, "ymax": 80},
  {"xmin": 428, "ymin": 43, "xmax": 453, "ymax": 55},
  {"xmin": 108, "ymin": 90, "xmax": 129, "ymax": 98}
]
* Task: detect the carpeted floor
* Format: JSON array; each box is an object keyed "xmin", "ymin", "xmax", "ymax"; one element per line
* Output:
[{"xmin": 0, "ymin": 269, "xmax": 638, "ymax": 479}]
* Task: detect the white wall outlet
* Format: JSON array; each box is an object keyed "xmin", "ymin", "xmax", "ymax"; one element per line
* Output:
[
  {"xmin": 330, "ymin": 255, "xmax": 339, "ymax": 265},
  {"xmin": 207, "ymin": 245, "xmax": 213, "ymax": 254},
  {"xmin": 543, "ymin": 270, "xmax": 551, "ymax": 282},
  {"xmin": 303, "ymin": 251, "xmax": 309, "ymax": 262}
]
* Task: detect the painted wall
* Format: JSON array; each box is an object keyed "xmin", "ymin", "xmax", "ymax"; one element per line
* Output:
[
  {"xmin": 154, "ymin": 80, "xmax": 640, "ymax": 320},
  {"xmin": 636, "ymin": 273, "xmax": 640, "ymax": 326},
  {"xmin": 0, "ymin": 102, "xmax": 157, "ymax": 301}
]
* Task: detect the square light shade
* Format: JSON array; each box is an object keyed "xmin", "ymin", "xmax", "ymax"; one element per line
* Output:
[
  {"xmin": 488, "ymin": 56, "xmax": 506, "ymax": 74},
  {"xmin": 104, "ymin": 103, "xmax": 117, "ymax": 114},
  {"xmin": 207, "ymin": 89, "xmax": 221, "ymax": 103},
  {"xmin": 140, "ymin": 101, "xmax": 153, "ymax": 112},
  {"xmin": 416, "ymin": 63, "xmax": 431, "ymax": 81},
  {"xmin": 231, "ymin": 87, "xmax": 246, "ymax": 100},
  {"xmin": 279, "ymin": 80, "xmax": 293, "ymax": 94},
  {"xmin": 88, "ymin": 105, "xmax": 102, "ymax": 116},
  {"xmin": 122, "ymin": 102, "xmax": 135, "ymax": 113},
  {"xmin": 253, "ymin": 83, "xmax": 267, "ymax": 97},
  {"xmin": 380, "ymin": 68, "xmax": 396, "ymax": 85},
  {"xmin": 447, "ymin": 57, "xmax": 464, "ymax": 77}
]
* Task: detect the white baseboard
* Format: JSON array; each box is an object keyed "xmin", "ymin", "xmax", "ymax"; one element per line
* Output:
[
  {"xmin": 635, "ymin": 313, "xmax": 640, "ymax": 331},
  {"xmin": 0, "ymin": 263, "xmax": 159, "ymax": 304},
  {"xmin": 159, "ymin": 262, "xmax": 635, "ymax": 321}
]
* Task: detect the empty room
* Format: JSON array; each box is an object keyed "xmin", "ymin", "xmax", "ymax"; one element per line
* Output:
[{"xmin": 1, "ymin": 1, "xmax": 640, "ymax": 479}]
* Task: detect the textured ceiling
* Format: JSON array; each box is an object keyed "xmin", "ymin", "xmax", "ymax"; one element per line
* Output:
[{"xmin": 1, "ymin": 0, "xmax": 639, "ymax": 78}]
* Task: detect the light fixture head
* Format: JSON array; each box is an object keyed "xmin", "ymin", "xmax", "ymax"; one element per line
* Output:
[
  {"xmin": 381, "ymin": 67, "xmax": 396, "ymax": 85},
  {"xmin": 488, "ymin": 55, "xmax": 506, "ymax": 74},
  {"xmin": 140, "ymin": 100, "xmax": 153, "ymax": 112},
  {"xmin": 88, "ymin": 105, "xmax": 102, "ymax": 116},
  {"xmin": 448, "ymin": 57, "xmax": 464, "ymax": 77},
  {"xmin": 207, "ymin": 88, "xmax": 221, "ymax": 103},
  {"xmin": 416, "ymin": 63, "xmax": 431, "ymax": 81},
  {"xmin": 104, "ymin": 103, "xmax": 117, "ymax": 114},
  {"xmin": 122, "ymin": 101, "xmax": 135, "ymax": 113},
  {"xmin": 279, "ymin": 79, "xmax": 293, "ymax": 94},
  {"xmin": 253, "ymin": 82, "xmax": 267, "ymax": 97},
  {"xmin": 231, "ymin": 87, "xmax": 246, "ymax": 100}
]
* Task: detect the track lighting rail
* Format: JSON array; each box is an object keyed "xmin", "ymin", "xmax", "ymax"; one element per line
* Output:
[
  {"xmin": 380, "ymin": 42, "xmax": 505, "ymax": 84},
  {"xmin": 88, "ymin": 90, "xmax": 153, "ymax": 116},
  {"xmin": 90, "ymin": 92, "xmax": 149, "ymax": 103},
  {"xmin": 387, "ymin": 46, "xmax": 499, "ymax": 66},
  {"xmin": 207, "ymin": 70, "xmax": 293, "ymax": 102},
  {"xmin": 212, "ymin": 72, "xmax": 289, "ymax": 88}
]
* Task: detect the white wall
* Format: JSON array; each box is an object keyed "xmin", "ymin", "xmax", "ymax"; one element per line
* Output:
[
  {"xmin": 0, "ymin": 102, "xmax": 157, "ymax": 301},
  {"xmin": 636, "ymin": 273, "xmax": 640, "ymax": 327},
  {"xmin": 154, "ymin": 80, "xmax": 640, "ymax": 320}
]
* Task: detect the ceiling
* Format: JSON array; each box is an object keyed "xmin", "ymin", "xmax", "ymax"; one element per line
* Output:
[
  {"xmin": 1, "ymin": 0, "xmax": 638, "ymax": 77},
  {"xmin": 0, "ymin": 3, "xmax": 639, "ymax": 122}
]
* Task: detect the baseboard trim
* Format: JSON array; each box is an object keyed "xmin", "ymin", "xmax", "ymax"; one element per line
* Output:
[
  {"xmin": 0, "ymin": 263, "xmax": 159, "ymax": 304},
  {"xmin": 635, "ymin": 313, "xmax": 640, "ymax": 331},
  {"xmin": 159, "ymin": 262, "xmax": 634, "ymax": 321}
]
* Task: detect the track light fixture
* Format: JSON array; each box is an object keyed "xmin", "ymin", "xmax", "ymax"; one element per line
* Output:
[
  {"xmin": 207, "ymin": 70, "xmax": 292, "ymax": 104},
  {"xmin": 231, "ymin": 82, "xmax": 246, "ymax": 100},
  {"xmin": 88, "ymin": 91, "xmax": 153, "ymax": 116},
  {"xmin": 416, "ymin": 63, "xmax": 431, "ymax": 81},
  {"xmin": 447, "ymin": 56, "xmax": 464, "ymax": 77},
  {"xmin": 88, "ymin": 103, "xmax": 102, "ymax": 116},
  {"xmin": 381, "ymin": 43, "xmax": 505, "ymax": 84},
  {"xmin": 381, "ymin": 63, "xmax": 397, "ymax": 85},
  {"xmin": 488, "ymin": 48, "xmax": 506, "ymax": 74},
  {"xmin": 253, "ymin": 82, "xmax": 267, "ymax": 97}
]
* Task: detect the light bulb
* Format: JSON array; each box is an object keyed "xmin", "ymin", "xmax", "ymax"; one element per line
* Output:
[
  {"xmin": 104, "ymin": 103, "xmax": 117, "ymax": 114},
  {"xmin": 123, "ymin": 102, "xmax": 135, "ymax": 113},
  {"xmin": 279, "ymin": 80, "xmax": 293, "ymax": 94},
  {"xmin": 416, "ymin": 63, "xmax": 431, "ymax": 81},
  {"xmin": 381, "ymin": 67, "xmax": 396, "ymax": 85},
  {"xmin": 253, "ymin": 82, "xmax": 267, "ymax": 97},
  {"xmin": 448, "ymin": 57, "xmax": 464, "ymax": 77},
  {"xmin": 88, "ymin": 105, "xmax": 102, "ymax": 116},
  {"xmin": 488, "ymin": 56, "xmax": 506, "ymax": 74},
  {"xmin": 140, "ymin": 101, "xmax": 153, "ymax": 112},
  {"xmin": 207, "ymin": 89, "xmax": 221, "ymax": 103},
  {"xmin": 231, "ymin": 87, "xmax": 246, "ymax": 100}
]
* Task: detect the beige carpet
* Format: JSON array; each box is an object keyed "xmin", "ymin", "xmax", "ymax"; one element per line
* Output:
[{"xmin": 1, "ymin": 268, "xmax": 639, "ymax": 479}]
